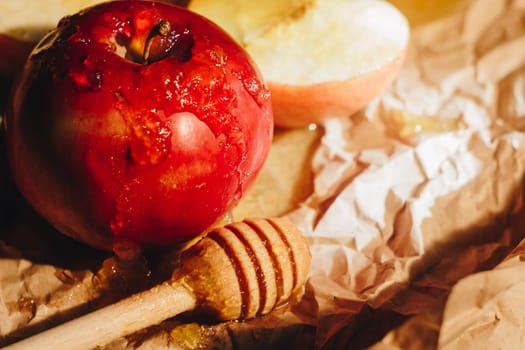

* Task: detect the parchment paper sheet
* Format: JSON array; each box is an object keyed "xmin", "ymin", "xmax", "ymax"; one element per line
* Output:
[{"xmin": 2, "ymin": 0, "xmax": 525, "ymax": 349}]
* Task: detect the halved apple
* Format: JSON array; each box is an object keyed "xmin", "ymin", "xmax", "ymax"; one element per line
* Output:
[{"xmin": 188, "ymin": 0, "xmax": 410, "ymax": 128}]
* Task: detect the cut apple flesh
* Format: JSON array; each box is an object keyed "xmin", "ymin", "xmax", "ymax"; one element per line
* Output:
[
  {"xmin": 244, "ymin": 0, "xmax": 408, "ymax": 86},
  {"xmin": 187, "ymin": 0, "xmax": 311, "ymax": 45},
  {"xmin": 189, "ymin": 0, "xmax": 410, "ymax": 127}
]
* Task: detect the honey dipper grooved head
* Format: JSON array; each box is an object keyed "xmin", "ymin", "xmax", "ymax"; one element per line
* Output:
[{"xmin": 174, "ymin": 217, "xmax": 311, "ymax": 320}]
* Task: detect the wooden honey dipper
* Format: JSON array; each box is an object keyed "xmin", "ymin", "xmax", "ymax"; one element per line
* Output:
[{"xmin": 4, "ymin": 217, "xmax": 311, "ymax": 350}]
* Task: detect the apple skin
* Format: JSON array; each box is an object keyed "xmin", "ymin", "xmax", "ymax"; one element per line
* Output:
[
  {"xmin": 0, "ymin": 34, "xmax": 34, "ymax": 77},
  {"xmin": 270, "ymin": 50, "xmax": 407, "ymax": 128},
  {"xmin": 7, "ymin": 0, "xmax": 273, "ymax": 251}
]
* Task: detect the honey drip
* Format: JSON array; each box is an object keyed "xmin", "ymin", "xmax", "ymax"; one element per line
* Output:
[{"xmin": 383, "ymin": 109, "xmax": 467, "ymax": 142}]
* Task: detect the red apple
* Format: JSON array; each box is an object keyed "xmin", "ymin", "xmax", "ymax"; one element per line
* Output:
[
  {"xmin": 0, "ymin": 34, "xmax": 34, "ymax": 77},
  {"xmin": 6, "ymin": 0, "xmax": 273, "ymax": 252}
]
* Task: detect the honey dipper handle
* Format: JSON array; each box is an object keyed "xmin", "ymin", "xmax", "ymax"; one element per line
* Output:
[{"xmin": 4, "ymin": 282, "xmax": 196, "ymax": 350}]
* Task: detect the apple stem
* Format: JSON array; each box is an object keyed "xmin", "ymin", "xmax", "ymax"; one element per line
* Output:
[{"xmin": 143, "ymin": 20, "xmax": 171, "ymax": 64}]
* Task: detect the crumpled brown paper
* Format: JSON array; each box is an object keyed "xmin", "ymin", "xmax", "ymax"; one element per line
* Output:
[
  {"xmin": 2, "ymin": 0, "xmax": 525, "ymax": 349},
  {"xmin": 284, "ymin": 0, "xmax": 525, "ymax": 348},
  {"xmin": 438, "ymin": 237, "xmax": 525, "ymax": 349}
]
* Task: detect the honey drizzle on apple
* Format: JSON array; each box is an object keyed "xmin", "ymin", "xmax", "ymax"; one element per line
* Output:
[
  {"xmin": 28, "ymin": 1, "xmax": 273, "ymax": 249},
  {"xmin": 113, "ymin": 91, "xmax": 171, "ymax": 167}
]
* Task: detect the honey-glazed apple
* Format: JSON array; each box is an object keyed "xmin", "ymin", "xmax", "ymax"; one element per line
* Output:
[
  {"xmin": 6, "ymin": 0, "xmax": 273, "ymax": 252},
  {"xmin": 189, "ymin": 0, "xmax": 410, "ymax": 128}
]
